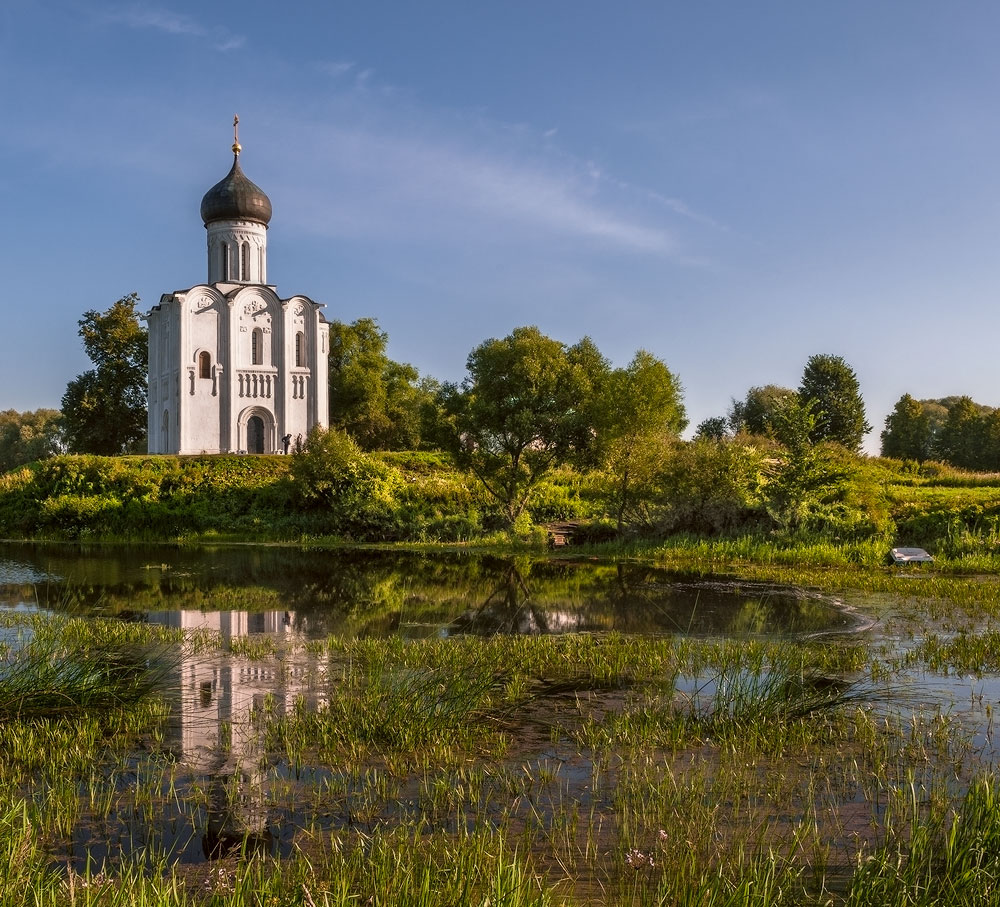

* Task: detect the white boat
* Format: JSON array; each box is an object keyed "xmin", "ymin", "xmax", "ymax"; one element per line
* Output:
[{"xmin": 889, "ymin": 547, "xmax": 934, "ymax": 565}]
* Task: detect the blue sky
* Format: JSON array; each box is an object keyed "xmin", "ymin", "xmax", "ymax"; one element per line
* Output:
[{"xmin": 3, "ymin": 1, "xmax": 1000, "ymax": 452}]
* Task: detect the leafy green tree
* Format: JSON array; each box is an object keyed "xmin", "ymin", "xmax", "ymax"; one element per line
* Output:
[
  {"xmin": 797, "ymin": 354, "xmax": 871, "ymax": 451},
  {"xmin": 761, "ymin": 396, "xmax": 831, "ymax": 529},
  {"xmin": 728, "ymin": 385, "xmax": 797, "ymax": 436},
  {"xmin": 61, "ymin": 294, "xmax": 147, "ymax": 455},
  {"xmin": 656, "ymin": 438, "xmax": 766, "ymax": 534},
  {"xmin": 978, "ymin": 411, "xmax": 1000, "ymax": 472},
  {"xmin": 765, "ymin": 396, "xmax": 820, "ymax": 524},
  {"xmin": 934, "ymin": 396, "xmax": 986, "ymax": 469},
  {"xmin": 328, "ymin": 318, "xmax": 435, "ymax": 450},
  {"xmin": 694, "ymin": 416, "xmax": 729, "ymax": 440},
  {"xmin": 920, "ymin": 398, "xmax": 953, "ymax": 438},
  {"xmin": 761, "ymin": 395, "xmax": 889, "ymax": 536},
  {"xmin": 880, "ymin": 394, "xmax": 932, "ymax": 461},
  {"xmin": 914, "ymin": 396, "xmax": 994, "ymax": 469},
  {"xmin": 0, "ymin": 409, "xmax": 63, "ymax": 472},
  {"xmin": 595, "ymin": 350, "xmax": 686, "ymax": 531},
  {"xmin": 442, "ymin": 326, "xmax": 607, "ymax": 528}
]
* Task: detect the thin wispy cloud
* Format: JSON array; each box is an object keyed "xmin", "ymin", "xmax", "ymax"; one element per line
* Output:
[
  {"xmin": 262, "ymin": 68, "xmax": 683, "ymax": 260},
  {"xmin": 648, "ymin": 191, "xmax": 726, "ymax": 231},
  {"xmin": 215, "ymin": 34, "xmax": 245, "ymax": 52},
  {"xmin": 101, "ymin": 3, "xmax": 244, "ymax": 51},
  {"xmin": 439, "ymin": 150, "xmax": 676, "ymax": 254},
  {"xmin": 279, "ymin": 122, "xmax": 677, "ymax": 257},
  {"xmin": 315, "ymin": 61, "xmax": 355, "ymax": 78},
  {"xmin": 7, "ymin": 42, "xmax": 685, "ymax": 261}
]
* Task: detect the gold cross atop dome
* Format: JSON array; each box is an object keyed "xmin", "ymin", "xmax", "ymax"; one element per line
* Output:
[{"xmin": 232, "ymin": 115, "xmax": 241, "ymax": 156}]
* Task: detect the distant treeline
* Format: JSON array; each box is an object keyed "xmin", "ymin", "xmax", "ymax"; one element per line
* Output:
[{"xmin": 881, "ymin": 395, "xmax": 1000, "ymax": 470}]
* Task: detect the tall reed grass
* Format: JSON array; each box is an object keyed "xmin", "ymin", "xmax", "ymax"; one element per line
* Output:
[{"xmin": 0, "ymin": 637, "xmax": 169, "ymax": 719}]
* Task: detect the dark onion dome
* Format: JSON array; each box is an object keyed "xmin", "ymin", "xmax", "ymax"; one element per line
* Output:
[{"xmin": 200, "ymin": 155, "xmax": 272, "ymax": 226}]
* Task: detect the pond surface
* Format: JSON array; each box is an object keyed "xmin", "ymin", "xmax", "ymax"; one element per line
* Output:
[
  {"xmin": 5, "ymin": 540, "xmax": 1000, "ymax": 900},
  {"xmin": 0, "ymin": 542, "xmax": 872, "ymax": 872},
  {"xmin": 0, "ymin": 542, "xmax": 860, "ymax": 640}
]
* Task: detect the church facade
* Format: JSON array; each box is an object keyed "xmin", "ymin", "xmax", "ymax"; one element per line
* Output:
[{"xmin": 146, "ymin": 124, "xmax": 329, "ymax": 454}]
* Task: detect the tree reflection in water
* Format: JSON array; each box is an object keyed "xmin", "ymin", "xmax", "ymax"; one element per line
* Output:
[
  {"xmin": 0, "ymin": 542, "xmax": 866, "ymax": 867},
  {"xmin": 0, "ymin": 543, "xmax": 858, "ymax": 640}
]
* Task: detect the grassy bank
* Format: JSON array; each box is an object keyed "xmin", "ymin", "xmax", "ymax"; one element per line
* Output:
[
  {"xmin": 0, "ymin": 452, "xmax": 597, "ymax": 544},
  {"xmin": 5, "ymin": 452, "xmax": 1000, "ymax": 570}
]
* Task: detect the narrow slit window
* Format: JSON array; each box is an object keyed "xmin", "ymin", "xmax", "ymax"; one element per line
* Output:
[
  {"xmin": 251, "ymin": 328, "xmax": 263, "ymax": 365},
  {"xmin": 199, "ymin": 351, "xmax": 211, "ymax": 379},
  {"xmin": 241, "ymin": 242, "xmax": 250, "ymax": 281},
  {"xmin": 295, "ymin": 332, "xmax": 304, "ymax": 367}
]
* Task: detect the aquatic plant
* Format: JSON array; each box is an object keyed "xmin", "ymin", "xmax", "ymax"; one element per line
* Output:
[
  {"xmin": 846, "ymin": 774, "xmax": 1000, "ymax": 906},
  {"xmin": 0, "ymin": 637, "xmax": 168, "ymax": 719}
]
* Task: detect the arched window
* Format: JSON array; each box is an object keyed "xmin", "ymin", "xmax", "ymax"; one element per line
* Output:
[
  {"xmin": 161, "ymin": 409, "xmax": 169, "ymax": 445},
  {"xmin": 295, "ymin": 331, "xmax": 304, "ymax": 367},
  {"xmin": 199, "ymin": 351, "xmax": 211, "ymax": 379},
  {"xmin": 220, "ymin": 243, "xmax": 229, "ymax": 281},
  {"xmin": 241, "ymin": 242, "xmax": 250, "ymax": 281},
  {"xmin": 251, "ymin": 328, "xmax": 263, "ymax": 365}
]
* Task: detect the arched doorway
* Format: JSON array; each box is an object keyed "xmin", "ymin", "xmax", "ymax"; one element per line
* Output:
[
  {"xmin": 247, "ymin": 416, "xmax": 265, "ymax": 454},
  {"xmin": 238, "ymin": 406, "xmax": 275, "ymax": 455}
]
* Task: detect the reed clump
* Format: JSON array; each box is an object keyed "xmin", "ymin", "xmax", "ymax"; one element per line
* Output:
[
  {"xmin": 0, "ymin": 637, "xmax": 169, "ymax": 720},
  {"xmin": 845, "ymin": 775, "xmax": 1000, "ymax": 906}
]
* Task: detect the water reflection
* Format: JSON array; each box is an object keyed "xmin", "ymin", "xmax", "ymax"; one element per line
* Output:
[
  {"xmin": 0, "ymin": 543, "xmax": 859, "ymax": 640},
  {"xmin": 146, "ymin": 610, "xmax": 331, "ymax": 861},
  {"xmin": 0, "ymin": 542, "xmax": 865, "ymax": 866}
]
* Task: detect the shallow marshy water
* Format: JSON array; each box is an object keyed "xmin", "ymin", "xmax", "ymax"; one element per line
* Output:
[
  {"xmin": 0, "ymin": 542, "xmax": 860, "ymax": 639},
  {"xmin": 2, "ymin": 541, "xmax": 1000, "ymax": 904}
]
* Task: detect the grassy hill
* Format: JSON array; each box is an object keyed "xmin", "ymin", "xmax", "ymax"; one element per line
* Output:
[
  {"xmin": 0, "ymin": 452, "xmax": 596, "ymax": 544},
  {"xmin": 4, "ymin": 450, "xmax": 1000, "ymax": 570}
]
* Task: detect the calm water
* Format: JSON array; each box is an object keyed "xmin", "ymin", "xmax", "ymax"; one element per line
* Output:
[
  {"xmin": 0, "ymin": 541, "xmax": 866, "ymax": 867},
  {"xmin": 0, "ymin": 542, "xmax": 860, "ymax": 640}
]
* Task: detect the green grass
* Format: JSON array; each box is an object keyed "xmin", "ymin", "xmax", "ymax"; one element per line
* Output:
[
  {"xmin": 8, "ymin": 556, "xmax": 1000, "ymax": 903},
  {"xmin": 0, "ymin": 618, "xmax": 175, "ymax": 720},
  {"xmin": 845, "ymin": 775, "xmax": 1000, "ymax": 906}
]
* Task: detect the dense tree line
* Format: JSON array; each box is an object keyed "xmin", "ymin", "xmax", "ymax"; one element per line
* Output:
[
  {"xmin": 696, "ymin": 354, "xmax": 870, "ymax": 453},
  {"xmin": 881, "ymin": 394, "xmax": 1000, "ymax": 470},
  {"xmin": 0, "ymin": 409, "xmax": 63, "ymax": 472},
  {"xmin": 16, "ymin": 293, "xmax": 1000, "ymax": 552},
  {"xmin": 29, "ymin": 291, "xmax": 1000, "ymax": 533}
]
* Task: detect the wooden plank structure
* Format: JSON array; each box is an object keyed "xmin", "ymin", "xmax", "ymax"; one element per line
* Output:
[{"xmin": 546, "ymin": 522, "xmax": 580, "ymax": 548}]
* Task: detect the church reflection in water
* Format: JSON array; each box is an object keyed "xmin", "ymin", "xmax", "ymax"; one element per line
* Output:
[{"xmin": 146, "ymin": 610, "xmax": 326, "ymax": 859}]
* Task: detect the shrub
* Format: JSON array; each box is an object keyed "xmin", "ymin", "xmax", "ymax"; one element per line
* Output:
[
  {"xmin": 289, "ymin": 427, "xmax": 404, "ymax": 537},
  {"xmin": 654, "ymin": 439, "xmax": 768, "ymax": 535},
  {"xmin": 37, "ymin": 494, "xmax": 121, "ymax": 536}
]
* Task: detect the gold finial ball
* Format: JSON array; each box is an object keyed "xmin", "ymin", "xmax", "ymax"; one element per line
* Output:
[{"xmin": 232, "ymin": 141, "xmax": 242, "ymax": 155}]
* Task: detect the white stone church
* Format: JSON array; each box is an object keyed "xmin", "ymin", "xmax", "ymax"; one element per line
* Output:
[{"xmin": 146, "ymin": 123, "xmax": 329, "ymax": 454}]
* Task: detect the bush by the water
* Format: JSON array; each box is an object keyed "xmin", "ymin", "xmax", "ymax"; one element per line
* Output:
[
  {"xmin": 0, "ymin": 448, "xmax": 491, "ymax": 542},
  {"xmin": 289, "ymin": 427, "xmax": 405, "ymax": 539},
  {"xmin": 7, "ymin": 442, "xmax": 1000, "ymax": 561},
  {"xmin": 0, "ymin": 455, "xmax": 293, "ymax": 538}
]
